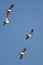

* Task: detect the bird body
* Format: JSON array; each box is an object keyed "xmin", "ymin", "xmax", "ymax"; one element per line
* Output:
[
  {"xmin": 3, "ymin": 4, "xmax": 14, "ymax": 25},
  {"xmin": 7, "ymin": 9, "xmax": 11, "ymax": 12},
  {"xmin": 20, "ymin": 52, "xmax": 24, "ymax": 55},
  {"xmin": 20, "ymin": 48, "xmax": 26, "ymax": 60},
  {"xmin": 26, "ymin": 29, "xmax": 34, "ymax": 40},
  {"xmin": 3, "ymin": 17, "xmax": 9, "ymax": 25},
  {"xmin": 5, "ymin": 17, "xmax": 9, "ymax": 23},
  {"xmin": 6, "ymin": 4, "xmax": 14, "ymax": 17},
  {"xmin": 28, "ymin": 33, "xmax": 32, "ymax": 37}
]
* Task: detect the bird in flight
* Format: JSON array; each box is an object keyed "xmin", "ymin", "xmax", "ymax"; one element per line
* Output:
[
  {"xmin": 19, "ymin": 48, "xmax": 26, "ymax": 60},
  {"xmin": 6, "ymin": 4, "xmax": 14, "ymax": 17},
  {"xmin": 3, "ymin": 17, "xmax": 10, "ymax": 25},
  {"xmin": 26, "ymin": 29, "xmax": 34, "ymax": 40}
]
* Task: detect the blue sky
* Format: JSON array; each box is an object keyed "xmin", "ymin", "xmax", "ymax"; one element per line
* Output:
[{"xmin": 0, "ymin": 0, "xmax": 43, "ymax": 65}]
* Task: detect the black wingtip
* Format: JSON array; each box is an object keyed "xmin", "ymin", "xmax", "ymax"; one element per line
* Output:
[
  {"xmin": 11, "ymin": 4, "xmax": 14, "ymax": 8},
  {"xmin": 3, "ymin": 22, "xmax": 6, "ymax": 26},
  {"xmin": 24, "ymin": 48, "xmax": 26, "ymax": 52},
  {"xmin": 31, "ymin": 29, "xmax": 34, "ymax": 33},
  {"xmin": 26, "ymin": 35, "xmax": 29, "ymax": 40}
]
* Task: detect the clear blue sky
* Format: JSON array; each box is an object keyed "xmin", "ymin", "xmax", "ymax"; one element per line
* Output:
[{"xmin": 0, "ymin": 0, "xmax": 43, "ymax": 65}]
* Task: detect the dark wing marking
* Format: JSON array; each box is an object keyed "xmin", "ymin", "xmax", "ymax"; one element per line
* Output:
[
  {"xmin": 22, "ymin": 48, "xmax": 26, "ymax": 52},
  {"xmin": 26, "ymin": 35, "xmax": 29, "ymax": 40},
  {"xmin": 3, "ymin": 21, "xmax": 6, "ymax": 25},
  {"xmin": 20, "ymin": 54, "xmax": 23, "ymax": 59},
  {"xmin": 31, "ymin": 29, "xmax": 34, "ymax": 33},
  {"xmin": 9, "ymin": 4, "xmax": 14, "ymax": 9},
  {"xmin": 6, "ymin": 11, "xmax": 10, "ymax": 17}
]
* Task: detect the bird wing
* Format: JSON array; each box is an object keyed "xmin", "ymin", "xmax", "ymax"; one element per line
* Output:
[
  {"xmin": 26, "ymin": 35, "xmax": 29, "ymax": 39},
  {"xmin": 6, "ymin": 11, "xmax": 10, "ymax": 17},
  {"xmin": 31, "ymin": 29, "xmax": 34, "ymax": 33},
  {"xmin": 9, "ymin": 4, "xmax": 14, "ymax": 9},
  {"xmin": 20, "ymin": 54, "xmax": 23, "ymax": 59},
  {"xmin": 3, "ymin": 21, "xmax": 6, "ymax": 25},
  {"xmin": 22, "ymin": 48, "xmax": 26, "ymax": 52}
]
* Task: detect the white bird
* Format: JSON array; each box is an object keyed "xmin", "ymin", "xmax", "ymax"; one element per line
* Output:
[
  {"xmin": 19, "ymin": 48, "xmax": 26, "ymax": 60},
  {"xmin": 3, "ymin": 17, "xmax": 10, "ymax": 25},
  {"xmin": 6, "ymin": 4, "xmax": 14, "ymax": 17},
  {"xmin": 26, "ymin": 29, "xmax": 34, "ymax": 40}
]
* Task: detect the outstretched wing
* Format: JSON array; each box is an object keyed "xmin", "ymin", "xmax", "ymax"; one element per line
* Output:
[
  {"xmin": 9, "ymin": 4, "xmax": 14, "ymax": 9},
  {"xmin": 26, "ymin": 35, "xmax": 29, "ymax": 40},
  {"xmin": 22, "ymin": 48, "xmax": 26, "ymax": 52},
  {"xmin": 3, "ymin": 21, "xmax": 6, "ymax": 25},
  {"xmin": 6, "ymin": 11, "xmax": 10, "ymax": 17},
  {"xmin": 31, "ymin": 29, "xmax": 34, "ymax": 33},
  {"xmin": 20, "ymin": 54, "xmax": 23, "ymax": 59}
]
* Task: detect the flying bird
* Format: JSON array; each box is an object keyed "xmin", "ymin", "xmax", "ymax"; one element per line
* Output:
[
  {"xmin": 6, "ymin": 4, "xmax": 14, "ymax": 17},
  {"xmin": 19, "ymin": 48, "xmax": 26, "ymax": 60},
  {"xmin": 3, "ymin": 17, "xmax": 10, "ymax": 25},
  {"xmin": 26, "ymin": 29, "xmax": 34, "ymax": 40}
]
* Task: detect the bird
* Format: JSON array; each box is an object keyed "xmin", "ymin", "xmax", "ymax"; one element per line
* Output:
[
  {"xmin": 19, "ymin": 48, "xmax": 26, "ymax": 60},
  {"xmin": 6, "ymin": 4, "xmax": 14, "ymax": 17},
  {"xmin": 3, "ymin": 17, "xmax": 10, "ymax": 25},
  {"xmin": 26, "ymin": 29, "xmax": 34, "ymax": 40}
]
